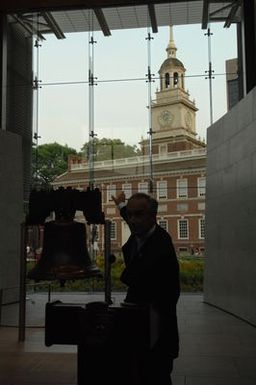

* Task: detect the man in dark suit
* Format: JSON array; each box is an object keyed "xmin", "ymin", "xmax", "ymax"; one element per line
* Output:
[{"xmin": 112, "ymin": 192, "xmax": 180, "ymax": 385}]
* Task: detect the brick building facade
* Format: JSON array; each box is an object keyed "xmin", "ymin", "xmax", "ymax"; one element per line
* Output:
[{"xmin": 53, "ymin": 27, "xmax": 206, "ymax": 256}]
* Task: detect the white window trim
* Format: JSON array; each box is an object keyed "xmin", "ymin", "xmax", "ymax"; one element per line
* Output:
[
  {"xmin": 158, "ymin": 219, "xmax": 168, "ymax": 232},
  {"xmin": 110, "ymin": 221, "xmax": 117, "ymax": 240},
  {"xmin": 198, "ymin": 218, "xmax": 205, "ymax": 239},
  {"xmin": 138, "ymin": 182, "xmax": 148, "ymax": 194},
  {"xmin": 157, "ymin": 180, "xmax": 167, "ymax": 200},
  {"xmin": 178, "ymin": 218, "xmax": 189, "ymax": 239},
  {"xmin": 107, "ymin": 184, "xmax": 116, "ymax": 202},
  {"xmin": 122, "ymin": 183, "xmax": 132, "ymax": 199},
  {"xmin": 177, "ymin": 178, "xmax": 188, "ymax": 199},
  {"xmin": 198, "ymin": 177, "xmax": 206, "ymax": 197}
]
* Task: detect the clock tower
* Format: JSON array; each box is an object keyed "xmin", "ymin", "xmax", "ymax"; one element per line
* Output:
[{"xmin": 142, "ymin": 26, "xmax": 205, "ymax": 154}]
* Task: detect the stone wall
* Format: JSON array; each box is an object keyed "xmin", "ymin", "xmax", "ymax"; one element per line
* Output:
[
  {"xmin": 0, "ymin": 130, "xmax": 23, "ymax": 303},
  {"xmin": 204, "ymin": 87, "xmax": 256, "ymax": 325}
]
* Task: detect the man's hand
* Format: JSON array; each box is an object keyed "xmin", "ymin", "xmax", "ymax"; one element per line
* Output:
[{"xmin": 112, "ymin": 191, "xmax": 126, "ymax": 206}]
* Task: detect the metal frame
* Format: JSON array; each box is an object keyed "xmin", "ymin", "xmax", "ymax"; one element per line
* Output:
[
  {"xmin": 0, "ymin": 1, "xmax": 198, "ymax": 13},
  {"xmin": 202, "ymin": 0, "xmax": 241, "ymax": 29},
  {"xmin": 93, "ymin": 7, "xmax": 111, "ymax": 36},
  {"xmin": 41, "ymin": 11, "xmax": 66, "ymax": 39},
  {"xmin": 9, "ymin": 11, "xmax": 65, "ymax": 40},
  {"xmin": 148, "ymin": 3, "xmax": 158, "ymax": 33},
  {"xmin": 3, "ymin": 1, "xmax": 242, "ymax": 38}
]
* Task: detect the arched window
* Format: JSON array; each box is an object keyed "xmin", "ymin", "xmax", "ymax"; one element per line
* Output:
[
  {"xmin": 165, "ymin": 73, "xmax": 170, "ymax": 88},
  {"xmin": 174, "ymin": 72, "xmax": 179, "ymax": 86}
]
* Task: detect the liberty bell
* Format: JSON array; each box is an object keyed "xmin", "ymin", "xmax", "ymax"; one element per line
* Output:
[{"xmin": 27, "ymin": 187, "xmax": 105, "ymax": 282}]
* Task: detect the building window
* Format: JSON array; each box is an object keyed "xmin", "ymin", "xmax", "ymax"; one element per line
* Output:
[
  {"xmin": 138, "ymin": 182, "xmax": 148, "ymax": 194},
  {"xmin": 199, "ymin": 218, "xmax": 205, "ymax": 239},
  {"xmin": 177, "ymin": 203, "xmax": 188, "ymax": 212},
  {"xmin": 178, "ymin": 219, "xmax": 189, "ymax": 239},
  {"xmin": 122, "ymin": 183, "xmax": 132, "ymax": 199},
  {"xmin": 106, "ymin": 184, "xmax": 116, "ymax": 202},
  {"xmin": 174, "ymin": 72, "xmax": 179, "ymax": 86},
  {"xmin": 110, "ymin": 221, "xmax": 116, "ymax": 240},
  {"xmin": 158, "ymin": 219, "xmax": 168, "ymax": 231},
  {"xmin": 159, "ymin": 220, "xmax": 168, "ymax": 231},
  {"xmin": 177, "ymin": 179, "xmax": 188, "ymax": 198},
  {"xmin": 165, "ymin": 73, "xmax": 170, "ymax": 88},
  {"xmin": 179, "ymin": 247, "xmax": 188, "ymax": 254},
  {"xmin": 158, "ymin": 204, "xmax": 167, "ymax": 213},
  {"xmin": 157, "ymin": 180, "xmax": 167, "ymax": 200},
  {"xmin": 198, "ymin": 177, "xmax": 206, "ymax": 197},
  {"xmin": 198, "ymin": 202, "xmax": 205, "ymax": 211}
]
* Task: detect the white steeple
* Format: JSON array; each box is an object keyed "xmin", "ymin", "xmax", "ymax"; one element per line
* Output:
[
  {"xmin": 166, "ymin": 25, "xmax": 177, "ymax": 58},
  {"xmin": 151, "ymin": 24, "xmax": 200, "ymax": 145},
  {"xmin": 139, "ymin": 24, "xmax": 206, "ymax": 157}
]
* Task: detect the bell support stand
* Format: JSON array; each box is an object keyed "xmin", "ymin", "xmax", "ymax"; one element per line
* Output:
[{"xmin": 104, "ymin": 219, "xmax": 112, "ymax": 305}]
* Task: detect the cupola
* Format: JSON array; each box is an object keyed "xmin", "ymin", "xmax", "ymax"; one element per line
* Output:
[{"xmin": 159, "ymin": 25, "xmax": 186, "ymax": 91}]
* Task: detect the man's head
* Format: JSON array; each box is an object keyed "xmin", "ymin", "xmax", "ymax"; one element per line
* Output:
[{"xmin": 126, "ymin": 193, "xmax": 158, "ymax": 237}]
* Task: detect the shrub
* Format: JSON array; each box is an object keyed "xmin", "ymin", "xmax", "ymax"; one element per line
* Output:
[
  {"xmin": 26, "ymin": 255, "xmax": 204, "ymax": 292},
  {"xmin": 178, "ymin": 257, "xmax": 204, "ymax": 292}
]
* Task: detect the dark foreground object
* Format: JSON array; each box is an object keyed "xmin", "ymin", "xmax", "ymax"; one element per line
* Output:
[{"xmin": 45, "ymin": 300, "xmax": 151, "ymax": 385}]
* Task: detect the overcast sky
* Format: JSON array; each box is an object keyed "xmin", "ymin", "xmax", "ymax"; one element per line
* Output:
[{"xmin": 35, "ymin": 22, "xmax": 237, "ymax": 152}]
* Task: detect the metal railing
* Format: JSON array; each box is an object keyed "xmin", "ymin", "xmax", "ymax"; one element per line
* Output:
[{"xmin": 70, "ymin": 147, "xmax": 207, "ymax": 171}]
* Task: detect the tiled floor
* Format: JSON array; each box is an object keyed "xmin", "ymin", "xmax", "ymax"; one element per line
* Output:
[
  {"xmin": 174, "ymin": 294, "xmax": 256, "ymax": 385},
  {"xmin": 1, "ymin": 292, "xmax": 256, "ymax": 385}
]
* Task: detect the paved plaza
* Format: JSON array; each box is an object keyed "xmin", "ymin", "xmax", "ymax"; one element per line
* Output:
[{"xmin": 1, "ymin": 292, "xmax": 256, "ymax": 385}]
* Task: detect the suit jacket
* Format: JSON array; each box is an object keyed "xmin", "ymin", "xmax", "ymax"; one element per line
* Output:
[{"xmin": 120, "ymin": 214, "xmax": 180, "ymax": 357}]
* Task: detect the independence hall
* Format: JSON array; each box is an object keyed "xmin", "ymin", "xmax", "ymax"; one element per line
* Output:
[{"xmin": 53, "ymin": 28, "xmax": 206, "ymax": 257}]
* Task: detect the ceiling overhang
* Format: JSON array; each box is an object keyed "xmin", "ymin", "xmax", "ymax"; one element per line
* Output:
[
  {"xmin": 202, "ymin": 0, "xmax": 242, "ymax": 29},
  {"xmin": 4, "ymin": 1, "xmax": 242, "ymax": 40},
  {"xmin": 1, "ymin": 0, "xmax": 194, "ymax": 13}
]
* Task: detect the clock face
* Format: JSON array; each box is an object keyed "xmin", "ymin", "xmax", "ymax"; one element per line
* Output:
[{"xmin": 158, "ymin": 110, "xmax": 174, "ymax": 127}]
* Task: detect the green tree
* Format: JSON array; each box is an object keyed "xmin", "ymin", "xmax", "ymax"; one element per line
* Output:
[
  {"xmin": 32, "ymin": 142, "xmax": 77, "ymax": 188},
  {"xmin": 81, "ymin": 137, "xmax": 141, "ymax": 161}
]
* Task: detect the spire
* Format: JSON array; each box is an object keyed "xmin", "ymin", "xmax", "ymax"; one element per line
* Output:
[{"xmin": 166, "ymin": 25, "xmax": 177, "ymax": 58}]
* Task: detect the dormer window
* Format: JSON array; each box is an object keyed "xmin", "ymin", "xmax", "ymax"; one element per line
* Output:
[
  {"xmin": 174, "ymin": 72, "xmax": 179, "ymax": 87},
  {"xmin": 165, "ymin": 73, "xmax": 170, "ymax": 88}
]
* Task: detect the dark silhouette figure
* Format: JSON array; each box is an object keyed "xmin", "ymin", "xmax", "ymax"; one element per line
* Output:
[{"xmin": 113, "ymin": 192, "xmax": 180, "ymax": 385}]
